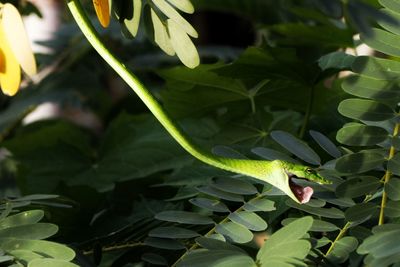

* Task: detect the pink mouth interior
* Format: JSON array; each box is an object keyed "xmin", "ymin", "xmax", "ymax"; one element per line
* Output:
[{"xmin": 289, "ymin": 180, "xmax": 314, "ymax": 204}]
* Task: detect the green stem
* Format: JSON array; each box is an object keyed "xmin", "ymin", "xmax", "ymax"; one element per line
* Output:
[
  {"xmin": 82, "ymin": 242, "xmax": 144, "ymax": 255},
  {"xmin": 378, "ymin": 123, "xmax": 400, "ymax": 225},
  {"xmin": 324, "ymin": 222, "xmax": 351, "ymax": 256}
]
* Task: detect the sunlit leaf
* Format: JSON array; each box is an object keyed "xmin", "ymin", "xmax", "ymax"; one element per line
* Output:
[
  {"xmin": 0, "ymin": 223, "xmax": 58, "ymax": 240},
  {"xmin": 270, "ymin": 131, "xmax": 321, "ymax": 165},
  {"xmin": 336, "ymin": 123, "xmax": 388, "ymax": 146},
  {"xmin": 28, "ymin": 259, "xmax": 79, "ymax": 267},
  {"xmin": 352, "ymin": 56, "xmax": 400, "ymax": 80},
  {"xmin": 152, "ymin": 0, "xmax": 198, "ymax": 37},
  {"xmin": 361, "ymin": 28, "xmax": 400, "ymax": 57},
  {"xmin": 166, "ymin": 0, "xmax": 194, "ymax": 13},
  {"xmin": 282, "ymin": 217, "xmax": 339, "ymax": 232},
  {"xmin": 215, "ymin": 222, "xmax": 253, "ymax": 243},
  {"xmin": 167, "ymin": 19, "xmax": 199, "ymax": 68},
  {"xmin": 124, "ymin": 0, "xmax": 142, "ymax": 37},
  {"xmin": 335, "ymin": 151, "xmax": 385, "ymax": 174},
  {"xmin": 92, "ymin": 0, "xmax": 110, "ymax": 27},
  {"xmin": 155, "ymin": 211, "xmax": 214, "ymax": 225},
  {"xmin": 0, "ymin": 210, "xmax": 44, "ymax": 230},
  {"xmin": 151, "ymin": 8, "xmax": 175, "ymax": 56}
]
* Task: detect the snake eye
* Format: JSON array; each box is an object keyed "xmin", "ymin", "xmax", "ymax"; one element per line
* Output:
[{"xmin": 306, "ymin": 168, "xmax": 315, "ymax": 174}]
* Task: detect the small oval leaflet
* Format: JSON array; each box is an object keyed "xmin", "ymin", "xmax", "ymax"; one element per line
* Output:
[
  {"xmin": 177, "ymin": 250, "xmax": 255, "ymax": 267},
  {"xmin": 229, "ymin": 211, "xmax": 268, "ymax": 231},
  {"xmin": 309, "ymin": 130, "xmax": 341, "ymax": 158},
  {"xmin": 243, "ymin": 198, "xmax": 276, "ymax": 212},
  {"xmin": 251, "ymin": 147, "xmax": 298, "ymax": 163},
  {"xmin": 148, "ymin": 226, "xmax": 200, "ymax": 239},
  {"xmin": 215, "ymin": 222, "xmax": 253, "ymax": 244},
  {"xmin": 385, "ymin": 178, "xmax": 400, "ymax": 201},
  {"xmin": 189, "ymin": 197, "xmax": 230, "ymax": 213},
  {"xmin": 270, "ymin": 130, "xmax": 321, "ymax": 165},
  {"xmin": 388, "ymin": 153, "xmax": 400, "ymax": 176},
  {"xmin": 345, "ymin": 202, "xmax": 378, "ymax": 223},
  {"xmin": 338, "ymin": 98, "xmax": 395, "ymax": 122},
  {"xmin": 281, "ymin": 217, "xmax": 339, "ymax": 232},
  {"xmin": 336, "ymin": 176, "xmax": 381, "ymax": 198},
  {"xmin": 212, "ymin": 177, "xmax": 258, "ymax": 195},
  {"xmin": 197, "ymin": 186, "xmax": 244, "ymax": 202},
  {"xmin": 0, "ymin": 210, "xmax": 44, "ymax": 230},
  {"xmin": 144, "ymin": 237, "xmax": 185, "ymax": 250},
  {"xmin": 141, "ymin": 253, "xmax": 168, "ymax": 266},
  {"xmin": 361, "ymin": 28, "xmax": 400, "ymax": 58},
  {"xmin": 335, "ymin": 151, "xmax": 385, "ymax": 174},
  {"xmin": 336, "ymin": 123, "xmax": 389, "ymax": 146},
  {"xmin": 155, "ymin": 210, "xmax": 214, "ymax": 225}
]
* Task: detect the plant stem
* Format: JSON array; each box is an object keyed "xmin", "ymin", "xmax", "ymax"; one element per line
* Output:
[
  {"xmin": 378, "ymin": 123, "xmax": 400, "ymax": 225},
  {"xmin": 324, "ymin": 222, "xmax": 351, "ymax": 256},
  {"xmin": 83, "ymin": 242, "xmax": 144, "ymax": 255},
  {"xmin": 299, "ymin": 85, "xmax": 315, "ymax": 139}
]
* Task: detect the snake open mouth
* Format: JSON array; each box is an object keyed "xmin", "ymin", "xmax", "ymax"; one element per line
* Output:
[{"xmin": 287, "ymin": 173, "xmax": 313, "ymax": 204}]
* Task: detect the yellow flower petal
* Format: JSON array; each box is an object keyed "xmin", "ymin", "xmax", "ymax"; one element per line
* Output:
[
  {"xmin": 93, "ymin": 0, "xmax": 110, "ymax": 28},
  {"xmin": 0, "ymin": 26, "xmax": 21, "ymax": 96},
  {"xmin": 1, "ymin": 3, "xmax": 36, "ymax": 77}
]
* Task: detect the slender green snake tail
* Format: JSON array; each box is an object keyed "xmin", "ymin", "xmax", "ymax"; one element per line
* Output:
[{"xmin": 67, "ymin": 0, "xmax": 331, "ymax": 204}]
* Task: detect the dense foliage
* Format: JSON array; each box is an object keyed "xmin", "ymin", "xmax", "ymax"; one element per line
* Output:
[{"xmin": 2, "ymin": 0, "xmax": 400, "ymax": 266}]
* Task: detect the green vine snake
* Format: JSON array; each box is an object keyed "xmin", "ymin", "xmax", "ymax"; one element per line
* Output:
[{"xmin": 66, "ymin": 0, "xmax": 331, "ymax": 204}]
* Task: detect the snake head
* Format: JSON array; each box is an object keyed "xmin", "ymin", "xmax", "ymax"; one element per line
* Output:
[{"xmin": 284, "ymin": 164, "xmax": 331, "ymax": 204}]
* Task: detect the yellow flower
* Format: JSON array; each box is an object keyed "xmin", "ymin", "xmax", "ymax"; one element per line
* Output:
[
  {"xmin": 0, "ymin": 3, "xmax": 36, "ymax": 96},
  {"xmin": 93, "ymin": 0, "xmax": 110, "ymax": 28}
]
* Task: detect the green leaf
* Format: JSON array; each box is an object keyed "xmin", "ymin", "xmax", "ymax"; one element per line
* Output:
[
  {"xmin": 152, "ymin": 0, "xmax": 198, "ymax": 37},
  {"xmin": 8, "ymin": 250, "xmax": 42, "ymax": 264},
  {"xmin": 243, "ymin": 198, "xmax": 276, "ymax": 212},
  {"xmin": 141, "ymin": 253, "xmax": 168, "ymax": 266},
  {"xmin": 286, "ymin": 201, "xmax": 345, "ymax": 218},
  {"xmin": 385, "ymin": 200, "xmax": 400, "ymax": 217},
  {"xmin": 215, "ymin": 222, "xmax": 253, "ymax": 243},
  {"xmin": 338, "ymin": 98, "xmax": 394, "ymax": 121},
  {"xmin": 228, "ymin": 211, "xmax": 267, "ymax": 231},
  {"xmin": 148, "ymin": 227, "xmax": 200, "ymax": 239},
  {"xmin": 124, "ymin": 0, "xmax": 142, "ymax": 37},
  {"xmin": 342, "ymin": 75, "xmax": 400, "ymax": 102},
  {"xmin": 212, "ymin": 177, "xmax": 258, "ymax": 195},
  {"xmin": 386, "ymin": 178, "xmax": 400, "ymax": 200},
  {"xmin": 0, "ymin": 239, "xmax": 75, "ymax": 261},
  {"xmin": 309, "ymin": 130, "xmax": 341, "ymax": 158},
  {"xmin": 345, "ymin": 203, "xmax": 378, "ymax": 222},
  {"xmin": 189, "ymin": 198, "xmax": 230, "ymax": 213},
  {"xmin": 335, "ymin": 151, "xmax": 385, "ymax": 174},
  {"xmin": 336, "ymin": 123, "xmax": 388, "ymax": 146},
  {"xmin": 281, "ymin": 218, "xmax": 339, "ymax": 232},
  {"xmin": 352, "ymin": 56, "xmax": 400, "ymax": 80},
  {"xmin": 318, "ymin": 51, "xmax": 355, "ymax": 71},
  {"xmin": 177, "ymin": 250, "xmax": 255, "ymax": 267},
  {"xmin": 358, "ymin": 229, "xmax": 400, "ymax": 257},
  {"xmin": 0, "ymin": 223, "xmax": 58, "ymax": 240},
  {"xmin": 155, "ymin": 211, "xmax": 214, "ymax": 225},
  {"xmin": 252, "ymin": 147, "xmax": 298, "ymax": 163},
  {"xmin": 0, "ymin": 210, "xmax": 44, "ymax": 230},
  {"xmin": 166, "ymin": 0, "xmax": 194, "ymax": 13},
  {"xmin": 336, "ymin": 176, "xmax": 381, "ymax": 198},
  {"xmin": 361, "ymin": 28, "xmax": 400, "ymax": 57},
  {"xmin": 388, "ymin": 154, "xmax": 400, "ymax": 176},
  {"xmin": 327, "ymin": 236, "xmax": 358, "ymax": 264},
  {"xmin": 144, "ymin": 237, "xmax": 185, "ymax": 250},
  {"xmin": 197, "ymin": 186, "xmax": 244, "ymax": 202},
  {"xmin": 28, "ymin": 259, "xmax": 78, "ymax": 267},
  {"xmin": 257, "ymin": 217, "xmax": 313, "ymax": 266},
  {"xmin": 270, "ymin": 131, "xmax": 321, "ymax": 165},
  {"xmin": 195, "ymin": 237, "xmax": 245, "ymax": 253},
  {"xmin": 380, "ymin": 0, "xmax": 400, "ymax": 13},
  {"xmin": 167, "ymin": 19, "xmax": 199, "ymax": 68},
  {"xmin": 151, "ymin": 8, "xmax": 175, "ymax": 56}
]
